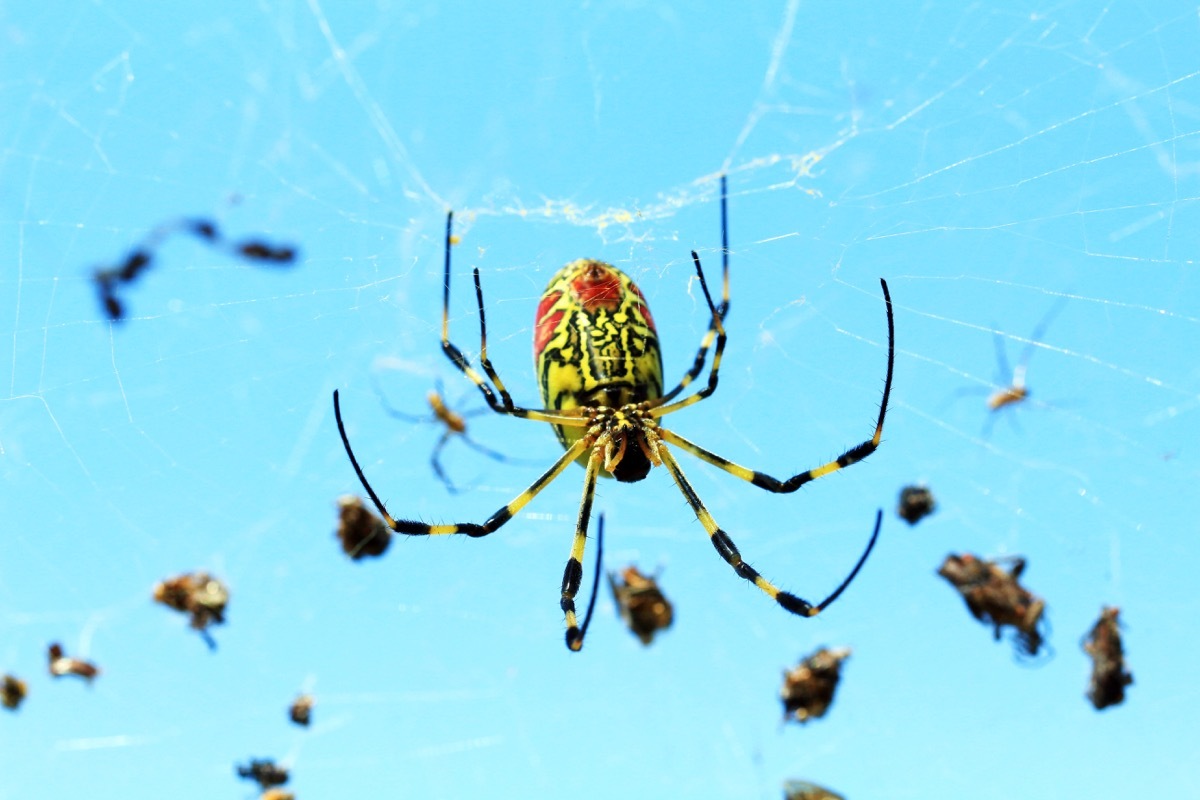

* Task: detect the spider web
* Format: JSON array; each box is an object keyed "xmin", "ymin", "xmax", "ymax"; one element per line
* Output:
[{"xmin": 3, "ymin": 2, "xmax": 1199, "ymax": 798}]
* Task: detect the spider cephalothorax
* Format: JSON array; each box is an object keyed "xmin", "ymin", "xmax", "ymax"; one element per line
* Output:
[
  {"xmin": 334, "ymin": 175, "xmax": 895, "ymax": 651},
  {"xmin": 572, "ymin": 401, "xmax": 663, "ymax": 483}
]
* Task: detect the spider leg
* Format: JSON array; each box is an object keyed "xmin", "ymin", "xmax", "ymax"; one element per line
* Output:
[
  {"xmin": 654, "ymin": 279, "xmax": 893, "ymax": 493},
  {"xmin": 436, "ymin": 211, "xmax": 592, "ymax": 428},
  {"xmin": 649, "ymin": 249, "xmax": 729, "ymax": 417},
  {"xmin": 563, "ymin": 448, "xmax": 603, "ymax": 651},
  {"xmin": 372, "ymin": 376, "xmax": 438, "ymax": 424},
  {"xmin": 334, "ymin": 389, "xmax": 588, "ymax": 535},
  {"xmin": 428, "ymin": 430, "xmax": 463, "ymax": 495},
  {"xmin": 656, "ymin": 174, "xmax": 732, "ymax": 406},
  {"xmin": 457, "ymin": 431, "xmax": 539, "ymax": 465},
  {"xmin": 657, "ymin": 443, "xmax": 882, "ymax": 615},
  {"xmin": 992, "ymin": 330, "xmax": 1014, "ymax": 388},
  {"xmin": 575, "ymin": 513, "xmax": 605, "ymax": 651},
  {"xmin": 1013, "ymin": 294, "xmax": 1069, "ymax": 374}
]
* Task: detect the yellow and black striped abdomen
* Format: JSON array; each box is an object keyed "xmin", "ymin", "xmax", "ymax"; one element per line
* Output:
[{"xmin": 534, "ymin": 259, "xmax": 663, "ymax": 455}]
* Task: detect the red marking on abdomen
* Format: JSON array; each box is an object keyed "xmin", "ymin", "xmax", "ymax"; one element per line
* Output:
[
  {"xmin": 571, "ymin": 262, "xmax": 623, "ymax": 313},
  {"xmin": 534, "ymin": 291, "xmax": 564, "ymax": 359},
  {"xmin": 629, "ymin": 282, "xmax": 656, "ymax": 333}
]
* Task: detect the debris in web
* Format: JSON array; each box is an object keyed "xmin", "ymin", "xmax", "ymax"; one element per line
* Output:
[
  {"xmin": 335, "ymin": 495, "xmax": 391, "ymax": 560},
  {"xmin": 897, "ymin": 484, "xmax": 937, "ymax": 525},
  {"xmin": 91, "ymin": 216, "xmax": 298, "ymax": 322},
  {"xmin": 236, "ymin": 758, "xmax": 290, "ymax": 791},
  {"xmin": 289, "ymin": 693, "xmax": 314, "ymax": 727},
  {"xmin": 47, "ymin": 643, "xmax": 100, "ymax": 682},
  {"xmin": 937, "ymin": 554, "xmax": 1048, "ymax": 659},
  {"xmin": 608, "ymin": 565, "xmax": 674, "ymax": 645},
  {"xmin": 1083, "ymin": 606, "xmax": 1133, "ymax": 710},
  {"xmin": 780, "ymin": 646, "xmax": 851, "ymax": 724},
  {"xmin": 153, "ymin": 571, "xmax": 230, "ymax": 650},
  {"xmin": 1, "ymin": 674, "xmax": 28, "ymax": 710},
  {"xmin": 783, "ymin": 779, "xmax": 845, "ymax": 800}
]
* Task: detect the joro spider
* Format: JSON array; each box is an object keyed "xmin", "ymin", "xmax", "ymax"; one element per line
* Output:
[{"xmin": 334, "ymin": 176, "xmax": 895, "ymax": 651}]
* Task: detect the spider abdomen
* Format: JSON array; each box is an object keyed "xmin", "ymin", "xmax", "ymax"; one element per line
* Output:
[{"xmin": 534, "ymin": 259, "xmax": 663, "ymax": 460}]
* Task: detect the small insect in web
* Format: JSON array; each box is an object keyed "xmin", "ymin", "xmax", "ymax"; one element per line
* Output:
[
  {"xmin": 236, "ymin": 759, "xmax": 290, "ymax": 792},
  {"xmin": 373, "ymin": 377, "xmax": 535, "ymax": 494},
  {"xmin": 334, "ymin": 175, "xmax": 895, "ymax": 651},
  {"xmin": 609, "ymin": 565, "xmax": 674, "ymax": 645},
  {"xmin": 289, "ymin": 693, "xmax": 315, "ymax": 727},
  {"xmin": 967, "ymin": 296, "xmax": 1069, "ymax": 435},
  {"xmin": 91, "ymin": 216, "xmax": 298, "ymax": 322},
  {"xmin": 1, "ymin": 674, "xmax": 28, "ymax": 711},
  {"xmin": 937, "ymin": 553, "xmax": 1049, "ymax": 659},
  {"xmin": 896, "ymin": 484, "xmax": 936, "ymax": 525},
  {"xmin": 1083, "ymin": 606, "xmax": 1133, "ymax": 710},
  {"xmin": 47, "ymin": 643, "xmax": 100, "ymax": 682},
  {"xmin": 780, "ymin": 646, "xmax": 851, "ymax": 724},
  {"xmin": 153, "ymin": 571, "xmax": 229, "ymax": 650},
  {"xmin": 334, "ymin": 495, "xmax": 391, "ymax": 560},
  {"xmin": 783, "ymin": 780, "xmax": 845, "ymax": 800}
]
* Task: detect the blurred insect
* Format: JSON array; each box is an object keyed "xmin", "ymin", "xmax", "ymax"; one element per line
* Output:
[
  {"xmin": 374, "ymin": 378, "xmax": 532, "ymax": 494},
  {"xmin": 289, "ymin": 693, "xmax": 314, "ymax": 727},
  {"xmin": 937, "ymin": 553, "xmax": 1048, "ymax": 658},
  {"xmin": 236, "ymin": 759, "xmax": 289, "ymax": 791},
  {"xmin": 1083, "ymin": 606, "xmax": 1133, "ymax": 710},
  {"xmin": 896, "ymin": 484, "xmax": 936, "ymax": 525},
  {"xmin": 781, "ymin": 647, "xmax": 851, "ymax": 724},
  {"xmin": 334, "ymin": 176, "xmax": 895, "ymax": 651},
  {"xmin": 92, "ymin": 216, "xmax": 297, "ymax": 321},
  {"xmin": 609, "ymin": 565, "xmax": 674, "ymax": 645},
  {"xmin": 1, "ymin": 674, "xmax": 28, "ymax": 710},
  {"xmin": 47, "ymin": 643, "xmax": 99, "ymax": 682},
  {"xmin": 153, "ymin": 571, "xmax": 229, "ymax": 649},
  {"xmin": 980, "ymin": 297, "xmax": 1068, "ymax": 433},
  {"xmin": 783, "ymin": 780, "xmax": 845, "ymax": 800},
  {"xmin": 335, "ymin": 495, "xmax": 391, "ymax": 560},
  {"xmin": 261, "ymin": 790, "xmax": 296, "ymax": 800}
]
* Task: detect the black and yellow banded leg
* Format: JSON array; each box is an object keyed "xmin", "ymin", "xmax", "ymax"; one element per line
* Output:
[
  {"xmin": 657, "ymin": 444, "xmax": 883, "ymax": 616},
  {"xmin": 658, "ymin": 419, "xmax": 884, "ymax": 495},
  {"xmin": 436, "ymin": 211, "xmax": 597, "ymax": 428},
  {"xmin": 469, "ymin": 266, "xmax": 517, "ymax": 408},
  {"xmin": 334, "ymin": 389, "xmax": 590, "ymax": 535},
  {"xmin": 650, "ymin": 249, "xmax": 729, "ymax": 416},
  {"xmin": 657, "ymin": 175, "xmax": 732, "ymax": 406},
  {"xmin": 656, "ymin": 278, "xmax": 894, "ymax": 492},
  {"xmin": 563, "ymin": 447, "xmax": 603, "ymax": 651}
]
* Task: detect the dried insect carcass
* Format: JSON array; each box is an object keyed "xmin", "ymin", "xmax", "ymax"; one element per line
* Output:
[
  {"xmin": 335, "ymin": 495, "xmax": 391, "ymax": 560},
  {"xmin": 92, "ymin": 216, "xmax": 297, "ymax": 322},
  {"xmin": 236, "ymin": 759, "xmax": 289, "ymax": 791},
  {"xmin": 609, "ymin": 566, "xmax": 674, "ymax": 645},
  {"xmin": 937, "ymin": 553, "xmax": 1047, "ymax": 658},
  {"xmin": 897, "ymin": 484, "xmax": 936, "ymax": 525},
  {"xmin": 289, "ymin": 693, "xmax": 314, "ymax": 727},
  {"xmin": 783, "ymin": 780, "xmax": 845, "ymax": 800},
  {"xmin": 47, "ymin": 644, "xmax": 100, "ymax": 682},
  {"xmin": 1083, "ymin": 606, "xmax": 1133, "ymax": 710},
  {"xmin": 153, "ymin": 571, "xmax": 229, "ymax": 649},
  {"xmin": 2, "ymin": 674, "xmax": 28, "ymax": 710},
  {"xmin": 780, "ymin": 647, "xmax": 851, "ymax": 724}
]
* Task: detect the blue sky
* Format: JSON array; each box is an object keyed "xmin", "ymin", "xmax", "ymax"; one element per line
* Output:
[{"xmin": 3, "ymin": 1, "xmax": 1200, "ymax": 798}]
